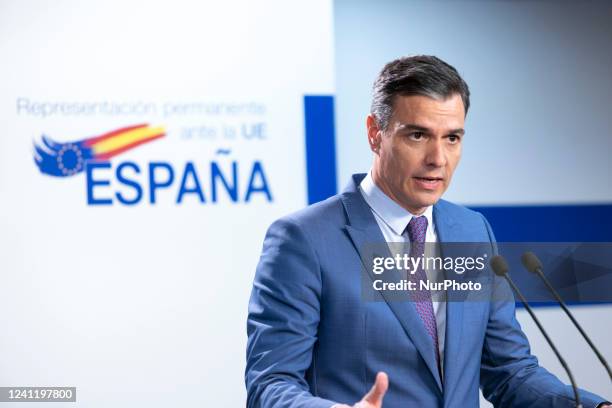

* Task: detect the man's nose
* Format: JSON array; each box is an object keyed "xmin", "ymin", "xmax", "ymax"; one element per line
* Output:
[{"xmin": 425, "ymin": 140, "xmax": 446, "ymax": 167}]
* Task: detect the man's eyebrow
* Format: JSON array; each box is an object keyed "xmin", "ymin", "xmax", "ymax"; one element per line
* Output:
[
  {"xmin": 396, "ymin": 123, "xmax": 429, "ymax": 132},
  {"xmin": 396, "ymin": 123, "xmax": 465, "ymax": 135},
  {"xmin": 448, "ymin": 128, "xmax": 465, "ymax": 136}
]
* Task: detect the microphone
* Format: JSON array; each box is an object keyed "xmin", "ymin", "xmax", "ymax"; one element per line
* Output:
[
  {"xmin": 521, "ymin": 251, "xmax": 612, "ymax": 381},
  {"xmin": 490, "ymin": 255, "xmax": 583, "ymax": 408}
]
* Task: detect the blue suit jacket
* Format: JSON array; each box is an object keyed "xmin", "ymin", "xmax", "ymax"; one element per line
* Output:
[{"xmin": 246, "ymin": 174, "xmax": 604, "ymax": 407}]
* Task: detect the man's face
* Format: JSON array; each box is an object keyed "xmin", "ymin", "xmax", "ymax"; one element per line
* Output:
[{"xmin": 368, "ymin": 93, "xmax": 465, "ymax": 215}]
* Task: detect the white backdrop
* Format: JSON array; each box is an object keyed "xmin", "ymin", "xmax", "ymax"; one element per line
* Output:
[{"xmin": 0, "ymin": 1, "xmax": 334, "ymax": 406}]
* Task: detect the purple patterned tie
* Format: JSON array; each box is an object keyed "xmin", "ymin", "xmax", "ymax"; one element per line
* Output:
[{"xmin": 405, "ymin": 216, "xmax": 441, "ymax": 375}]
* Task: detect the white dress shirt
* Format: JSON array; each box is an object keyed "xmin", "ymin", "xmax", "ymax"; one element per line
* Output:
[{"xmin": 359, "ymin": 171, "xmax": 447, "ymax": 372}]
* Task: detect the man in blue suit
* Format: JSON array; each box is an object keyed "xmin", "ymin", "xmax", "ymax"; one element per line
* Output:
[{"xmin": 246, "ymin": 56, "xmax": 609, "ymax": 407}]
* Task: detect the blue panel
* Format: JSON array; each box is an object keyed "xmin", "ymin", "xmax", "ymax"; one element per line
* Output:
[
  {"xmin": 304, "ymin": 95, "xmax": 338, "ymax": 204},
  {"xmin": 470, "ymin": 204, "xmax": 612, "ymax": 242},
  {"xmin": 470, "ymin": 204, "xmax": 612, "ymax": 307}
]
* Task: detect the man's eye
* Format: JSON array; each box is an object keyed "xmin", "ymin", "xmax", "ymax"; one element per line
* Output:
[
  {"xmin": 448, "ymin": 135, "xmax": 460, "ymax": 144},
  {"xmin": 409, "ymin": 132, "xmax": 424, "ymax": 140}
]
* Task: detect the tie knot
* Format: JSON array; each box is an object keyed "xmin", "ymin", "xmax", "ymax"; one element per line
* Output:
[{"xmin": 406, "ymin": 216, "xmax": 428, "ymax": 243}]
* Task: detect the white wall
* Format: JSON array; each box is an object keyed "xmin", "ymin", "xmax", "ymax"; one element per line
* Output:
[
  {"xmin": 334, "ymin": 0, "xmax": 612, "ymax": 206},
  {"xmin": 0, "ymin": 1, "xmax": 334, "ymax": 407}
]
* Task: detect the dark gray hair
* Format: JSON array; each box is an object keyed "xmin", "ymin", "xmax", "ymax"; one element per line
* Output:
[{"xmin": 371, "ymin": 55, "xmax": 470, "ymax": 130}]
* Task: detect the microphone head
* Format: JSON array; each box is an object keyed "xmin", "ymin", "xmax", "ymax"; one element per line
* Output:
[
  {"xmin": 521, "ymin": 251, "xmax": 543, "ymax": 273},
  {"xmin": 490, "ymin": 255, "xmax": 509, "ymax": 276}
]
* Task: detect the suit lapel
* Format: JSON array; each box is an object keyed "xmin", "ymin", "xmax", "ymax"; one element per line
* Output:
[{"xmin": 341, "ymin": 175, "xmax": 443, "ymax": 392}]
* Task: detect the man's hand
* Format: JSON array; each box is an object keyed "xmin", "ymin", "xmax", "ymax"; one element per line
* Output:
[{"xmin": 332, "ymin": 372, "xmax": 389, "ymax": 408}]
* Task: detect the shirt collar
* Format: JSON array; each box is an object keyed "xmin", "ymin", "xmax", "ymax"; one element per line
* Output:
[{"xmin": 359, "ymin": 170, "xmax": 434, "ymax": 236}]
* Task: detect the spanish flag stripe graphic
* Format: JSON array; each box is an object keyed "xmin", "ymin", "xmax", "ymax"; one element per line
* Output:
[
  {"xmin": 83, "ymin": 123, "xmax": 148, "ymax": 146},
  {"xmin": 90, "ymin": 126, "xmax": 166, "ymax": 156},
  {"xmin": 95, "ymin": 132, "xmax": 165, "ymax": 160}
]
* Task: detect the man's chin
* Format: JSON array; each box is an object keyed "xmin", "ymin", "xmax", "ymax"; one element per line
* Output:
[
  {"xmin": 397, "ymin": 195, "xmax": 440, "ymax": 214},
  {"xmin": 416, "ymin": 196, "xmax": 444, "ymax": 210}
]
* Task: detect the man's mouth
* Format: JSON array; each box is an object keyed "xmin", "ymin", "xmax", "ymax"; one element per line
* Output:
[
  {"xmin": 413, "ymin": 176, "xmax": 443, "ymax": 189},
  {"xmin": 414, "ymin": 176, "xmax": 443, "ymax": 182}
]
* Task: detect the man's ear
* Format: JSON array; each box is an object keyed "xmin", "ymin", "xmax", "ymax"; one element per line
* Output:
[{"xmin": 366, "ymin": 114, "xmax": 382, "ymax": 153}]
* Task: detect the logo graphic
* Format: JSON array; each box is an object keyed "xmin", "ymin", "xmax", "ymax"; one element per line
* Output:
[
  {"xmin": 32, "ymin": 122, "xmax": 273, "ymax": 205},
  {"xmin": 34, "ymin": 123, "xmax": 165, "ymax": 177}
]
